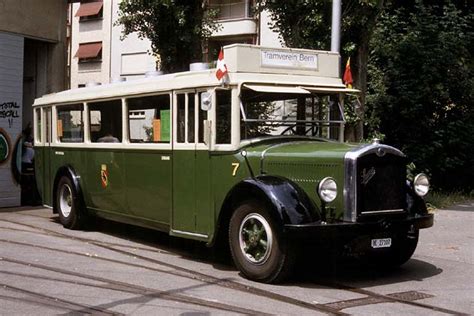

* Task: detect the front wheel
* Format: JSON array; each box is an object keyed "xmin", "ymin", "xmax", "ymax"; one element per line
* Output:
[
  {"xmin": 56, "ymin": 176, "xmax": 85, "ymax": 230},
  {"xmin": 229, "ymin": 201, "xmax": 295, "ymax": 283}
]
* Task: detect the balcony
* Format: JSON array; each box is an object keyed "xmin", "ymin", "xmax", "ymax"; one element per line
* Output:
[
  {"xmin": 209, "ymin": 0, "xmax": 256, "ymax": 38},
  {"xmin": 209, "ymin": 0, "xmax": 253, "ymax": 21}
]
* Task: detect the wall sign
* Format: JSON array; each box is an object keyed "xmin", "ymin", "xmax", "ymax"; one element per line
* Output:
[
  {"xmin": 261, "ymin": 50, "xmax": 318, "ymax": 70},
  {"xmin": 0, "ymin": 128, "xmax": 11, "ymax": 165}
]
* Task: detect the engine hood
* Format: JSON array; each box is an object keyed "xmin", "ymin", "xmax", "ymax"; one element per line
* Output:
[{"xmin": 242, "ymin": 138, "xmax": 358, "ymax": 174}]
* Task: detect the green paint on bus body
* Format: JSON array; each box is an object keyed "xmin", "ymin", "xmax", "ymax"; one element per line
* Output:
[{"xmin": 34, "ymin": 137, "xmax": 356, "ymax": 243}]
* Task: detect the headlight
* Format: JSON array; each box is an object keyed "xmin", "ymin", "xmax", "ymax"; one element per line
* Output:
[
  {"xmin": 318, "ymin": 177, "xmax": 338, "ymax": 203},
  {"xmin": 414, "ymin": 173, "xmax": 430, "ymax": 197}
]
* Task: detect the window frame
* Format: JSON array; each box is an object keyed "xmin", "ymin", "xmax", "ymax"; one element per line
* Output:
[
  {"xmin": 125, "ymin": 93, "xmax": 172, "ymax": 148},
  {"xmin": 56, "ymin": 103, "xmax": 85, "ymax": 144}
]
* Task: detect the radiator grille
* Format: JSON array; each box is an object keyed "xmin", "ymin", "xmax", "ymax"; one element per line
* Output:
[{"xmin": 356, "ymin": 154, "xmax": 406, "ymax": 216}]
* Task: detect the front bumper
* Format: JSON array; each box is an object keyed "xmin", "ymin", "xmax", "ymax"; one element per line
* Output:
[{"xmin": 285, "ymin": 213, "xmax": 433, "ymax": 241}]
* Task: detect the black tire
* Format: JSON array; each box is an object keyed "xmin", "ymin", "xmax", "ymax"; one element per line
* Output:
[
  {"xmin": 392, "ymin": 228, "xmax": 419, "ymax": 266},
  {"xmin": 229, "ymin": 200, "xmax": 295, "ymax": 283},
  {"xmin": 56, "ymin": 176, "xmax": 85, "ymax": 230}
]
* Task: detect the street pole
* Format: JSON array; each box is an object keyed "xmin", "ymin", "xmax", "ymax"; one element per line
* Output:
[{"xmin": 331, "ymin": 0, "xmax": 341, "ymax": 53}]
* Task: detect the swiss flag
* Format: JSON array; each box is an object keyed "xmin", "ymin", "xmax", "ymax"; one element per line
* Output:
[{"xmin": 216, "ymin": 48, "xmax": 228, "ymax": 81}]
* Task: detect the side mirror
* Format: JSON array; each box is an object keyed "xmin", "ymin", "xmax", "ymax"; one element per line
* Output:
[{"xmin": 201, "ymin": 92, "xmax": 212, "ymax": 111}]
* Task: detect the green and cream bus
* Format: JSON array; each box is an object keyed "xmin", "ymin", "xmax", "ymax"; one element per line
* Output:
[{"xmin": 34, "ymin": 44, "xmax": 433, "ymax": 283}]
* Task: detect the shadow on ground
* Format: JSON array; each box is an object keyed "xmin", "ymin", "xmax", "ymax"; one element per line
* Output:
[{"xmin": 49, "ymin": 214, "xmax": 443, "ymax": 287}]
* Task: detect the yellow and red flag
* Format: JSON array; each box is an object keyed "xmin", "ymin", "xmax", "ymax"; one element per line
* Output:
[{"xmin": 343, "ymin": 57, "xmax": 353, "ymax": 89}]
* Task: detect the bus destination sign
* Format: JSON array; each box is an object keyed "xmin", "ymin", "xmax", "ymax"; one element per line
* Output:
[{"xmin": 261, "ymin": 50, "xmax": 318, "ymax": 70}]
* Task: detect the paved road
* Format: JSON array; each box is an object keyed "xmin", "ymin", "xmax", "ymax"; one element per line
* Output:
[{"xmin": 0, "ymin": 202, "xmax": 472, "ymax": 315}]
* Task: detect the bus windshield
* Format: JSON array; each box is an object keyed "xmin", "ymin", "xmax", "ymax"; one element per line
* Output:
[{"xmin": 240, "ymin": 88, "xmax": 346, "ymax": 142}]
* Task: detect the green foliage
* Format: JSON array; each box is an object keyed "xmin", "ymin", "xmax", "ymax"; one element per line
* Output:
[
  {"xmin": 367, "ymin": 1, "xmax": 474, "ymax": 191},
  {"xmin": 117, "ymin": 0, "xmax": 219, "ymax": 73},
  {"xmin": 426, "ymin": 190, "xmax": 474, "ymax": 209},
  {"xmin": 258, "ymin": 0, "xmax": 385, "ymax": 141},
  {"xmin": 257, "ymin": 0, "xmax": 383, "ymax": 56}
]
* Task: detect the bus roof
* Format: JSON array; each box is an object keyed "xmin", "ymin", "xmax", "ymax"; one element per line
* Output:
[{"xmin": 34, "ymin": 44, "xmax": 355, "ymax": 107}]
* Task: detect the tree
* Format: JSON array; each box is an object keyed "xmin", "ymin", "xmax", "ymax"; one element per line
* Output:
[
  {"xmin": 366, "ymin": 0, "xmax": 474, "ymax": 191},
  {"xmin": 258, "ymin": 0, "xmax": 385, "ymax": 141},
  {"xmin": 117, "ymin": 0, "xmax": 218, "ymax": 73}
]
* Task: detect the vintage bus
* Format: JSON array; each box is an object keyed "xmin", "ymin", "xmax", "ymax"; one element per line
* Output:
[{"xmin": 33, "ymin": 44, "xmax": 433, "ymax": 283}]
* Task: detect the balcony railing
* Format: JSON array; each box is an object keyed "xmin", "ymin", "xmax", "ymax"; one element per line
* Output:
[{"xmin": 209, "ymin": 0, "xmax": 253, "ymax": 20}]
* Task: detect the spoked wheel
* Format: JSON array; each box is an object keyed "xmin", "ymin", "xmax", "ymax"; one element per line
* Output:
[
  {"xmin": 56, "ymin": 176, "xmax": 85, "ymax": 230},
  {"xmin": 239, "ymin": 213, "xmax": 273, "ymax": 265},
  {"xmin": 229, "ymin": 201, "xmax": 295, "ymax": 283}
]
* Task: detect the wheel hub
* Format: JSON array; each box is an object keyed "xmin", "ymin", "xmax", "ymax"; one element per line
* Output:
[
  {"xmin": 59, "ymin": 184, "xmax": 73, "ymax": 218},
  {"xmin": 239, "ymin": 213, "xmax": 273, "ymax": 265}
]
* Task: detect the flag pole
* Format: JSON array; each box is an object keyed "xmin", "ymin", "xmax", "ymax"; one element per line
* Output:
[{"xmin": 331, "ymin": 0, "xmax": 341, "ymax": 53}]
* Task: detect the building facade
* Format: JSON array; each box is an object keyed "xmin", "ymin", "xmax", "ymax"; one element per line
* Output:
[
  {"xmin": 69, "ymin": 0, "xmax": 281, "ymax": 88},
  {"xmin": 69, "ymin": 0, "xmax": 157, "ymax": 88},
  {"xmin": 0, "ymin": 0, "xmax": 68, "ymax": 207}
]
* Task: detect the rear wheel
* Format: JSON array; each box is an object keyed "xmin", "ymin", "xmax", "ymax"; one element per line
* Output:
[
  {"xmin": 56, "ymin": 176, "xmax": 85, "ymax": 230},
  {"xmin": 229, "ymin": 201, "xmax": 295, "ymax": 283}
]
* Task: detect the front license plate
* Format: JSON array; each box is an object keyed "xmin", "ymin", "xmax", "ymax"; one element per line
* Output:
[{"xmin": 371, "ymin": 238, "xmax": 392, "ymax": 248}]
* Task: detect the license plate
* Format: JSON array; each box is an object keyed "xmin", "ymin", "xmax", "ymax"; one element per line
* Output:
[{"xmin": 371, "ymin": 238, "xmax": 392, "ymax": 248}]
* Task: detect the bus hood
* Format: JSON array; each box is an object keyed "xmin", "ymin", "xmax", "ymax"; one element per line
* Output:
[{"xmin": 242, "ymin": 139, "xmax": 359, "ymax": 175}]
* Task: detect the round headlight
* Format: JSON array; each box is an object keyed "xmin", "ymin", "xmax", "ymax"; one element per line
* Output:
[
  {"xmin": 318, "ymin": 177, "xmax": 338, "ymax": 203},
  {"xmin": 414, "ymin": 173, "xmax": 430, "ymax": 197}
]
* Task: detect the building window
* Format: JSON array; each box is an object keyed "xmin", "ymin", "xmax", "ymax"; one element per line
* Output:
[
  {"xmin": 209, "ymin": 0, "xmax": 253, "ymax": 20},
  {"xmin": 75, "ymin": 0, "xmax": 103, "ymax": 21},
  {"xmin": 75, "ymin": 42, "xmax": 102, "ymax": 63}
]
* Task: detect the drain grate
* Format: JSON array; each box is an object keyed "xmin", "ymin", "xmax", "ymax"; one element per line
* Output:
[
  {"xmin": 388, "ymin": 290, "xmax": 434, "ymax": 301},
  {"xmin": 323, "ymin": 291, "xmax": 434, "ymax": 311},
  {"xmin": 325, "ymin": 297, "xmax": 386, "ymax": 310}
]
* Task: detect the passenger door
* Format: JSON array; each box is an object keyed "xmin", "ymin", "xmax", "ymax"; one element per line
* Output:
[
  {"xmin": 42, "ymin": 107, "xmax": 53, "ymax": 206},
  {"xmin": 172, "ymin": 91, "xmax": 211, "ymax": 239}
]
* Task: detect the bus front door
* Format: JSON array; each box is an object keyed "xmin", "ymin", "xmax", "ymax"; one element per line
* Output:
[
  {"xmin": 42, "ymin": 108, "xmax": 53, "ymax": 206},
  {"xmin": 172, "ymin": 91, "xmax": 211, "ymax": 240}
]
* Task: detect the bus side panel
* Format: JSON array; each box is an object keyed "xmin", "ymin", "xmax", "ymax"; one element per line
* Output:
[
  {"xmin": 124, "ymin": 150, "xmax": 171, "ymax": 226},
  {"xmin": 82, "ymin": 149, "xmax": 127, "ymax": 215},
  {"xmin": 48, "ymin": 147, "xmax": 84, "ymax": 206},
  {"xmin": 210, "ymin": 153, "xmax": 248, "ymax": 226},
  {"xmin": 172, "ymin": 150, "xmax": 196, "ymax": 233},
  {"xmin": 194, "ymin": 150, "xmax": 212, "ymax": 235}
]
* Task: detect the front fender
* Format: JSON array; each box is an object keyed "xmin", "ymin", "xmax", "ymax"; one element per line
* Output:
[{"xmin": 224, "ymin": 175, "xmax": 321, "ymax": 226}]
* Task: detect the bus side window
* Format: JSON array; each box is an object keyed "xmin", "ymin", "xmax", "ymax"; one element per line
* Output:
[
  {"xmin": 57, "ymin": 104, "xmax": 84, "ymax": 143},
  {"xmin": 89, "ymin": 100, "xmax": 122, "ymax": 143},
  {"xmin": 188, "ymin": 93, "xmax": 195, "ymax": 143},
  {"xmin": 198, "ymin": 92, "xmax": 208, "ymax": 144},
  {"xmin": 35, "ymin": 108, "xmax": 42, "ymax": 143},
  {"xmin": 177, "ymin": 94, "xmax": 185, "ymax": 143},
  {"xmin": 216, "ymin": 89, "xmax": 231, "ymax": 144},
  {"xmin": 127, "ymin": 94, "xmax": 171, "ymax": 143}
]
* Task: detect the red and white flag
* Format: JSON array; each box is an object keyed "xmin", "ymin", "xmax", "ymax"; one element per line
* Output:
[{"xmin": 216, "ymin": 48, "xmax": 228, "ymax": 81}]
